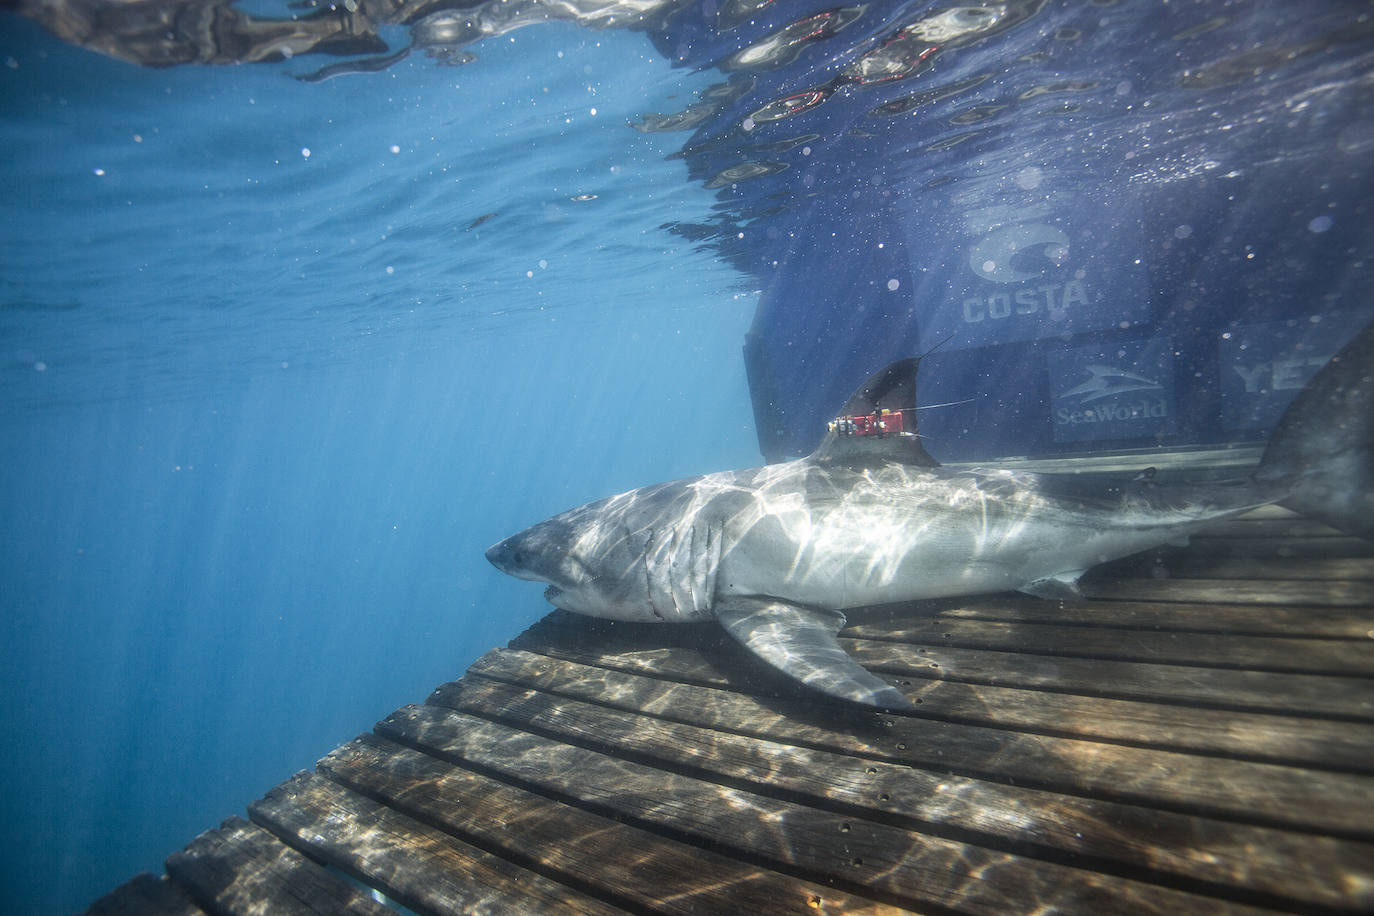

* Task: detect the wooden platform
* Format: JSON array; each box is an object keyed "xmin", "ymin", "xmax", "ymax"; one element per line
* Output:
[{"xmin": 88, "ymin": 505, "xmax": 1374, "ymax": 915}]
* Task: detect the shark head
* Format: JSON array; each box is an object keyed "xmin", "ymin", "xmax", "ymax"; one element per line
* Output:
[
  {"xmin": 484, "ymin": 508, "xmax": 608, "ymax": 614},
  {"xmin": 485, "ymin": 485, "xmax": 724, "ymax": 623}
]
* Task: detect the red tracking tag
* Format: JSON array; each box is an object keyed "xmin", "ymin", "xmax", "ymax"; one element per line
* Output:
[{"xmin": 828, "ymin": 409, "xmax": 905, "ymax": 437}]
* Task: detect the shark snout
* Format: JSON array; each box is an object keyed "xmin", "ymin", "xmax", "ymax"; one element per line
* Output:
[
  {"xmin": 484, "ymin": 539, "xmax": 526, "ymax": 577},
  {"xmin": 486, "ymin": 533, "xmax": 557, "ymax": 585}
]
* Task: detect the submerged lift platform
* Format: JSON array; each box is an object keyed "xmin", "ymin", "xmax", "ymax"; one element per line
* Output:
[{"xmin": 87, "ymin": 461, "xmax": 1374, "ymax": 915}]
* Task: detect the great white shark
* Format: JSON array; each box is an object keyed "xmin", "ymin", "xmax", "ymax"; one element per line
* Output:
[{"xmin": 487, "ymin": 321, "xmax": 1374, "ymax": 709}]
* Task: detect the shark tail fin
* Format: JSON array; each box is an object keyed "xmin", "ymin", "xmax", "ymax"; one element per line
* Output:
[{"xmin": 1257, "ymin": 319, "xmax": 1374, "ymax": 538}]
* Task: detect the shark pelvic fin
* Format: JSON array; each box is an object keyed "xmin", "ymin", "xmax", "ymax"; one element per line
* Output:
[
  {"xmin": 716, "ymin": 598, "xmax": 913, "ymax": 709},
  {"xmin": 1019, "ymin": 571, "xmax": 1086, "ymax": 600}
]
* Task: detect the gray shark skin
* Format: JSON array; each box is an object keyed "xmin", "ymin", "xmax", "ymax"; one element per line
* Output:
[
  {"xmin": 1258, "ymin": 321, "xmax": 1374, "ymax": 538},
  {"xmin": 487, "ymin": 323, "xmax": 1374, "ymax": 710}
]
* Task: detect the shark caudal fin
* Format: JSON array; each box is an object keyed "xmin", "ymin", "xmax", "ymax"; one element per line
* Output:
[{"xmin": 1257, "ymin": 319, "xmax": 1374, "ymax": 538}]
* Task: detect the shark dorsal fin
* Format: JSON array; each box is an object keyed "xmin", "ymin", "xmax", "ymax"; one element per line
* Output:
[{"xmin": 809, "ymin": 357, "xmax": 940, "ymax": 469}]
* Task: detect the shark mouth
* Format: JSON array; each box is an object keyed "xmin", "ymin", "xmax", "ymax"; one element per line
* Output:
[{"xmin": 544, "ymin": 585, "xmax": 564, "ymax": 603}]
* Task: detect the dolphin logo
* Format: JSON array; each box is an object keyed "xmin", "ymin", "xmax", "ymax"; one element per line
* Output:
[
  {"xmin": 1058, "ymin": 364, "xmax": 1164, "ymax": 403},
  {"xmin": 488, "ymin": 322, "xmax": 1374, "ymax": 710}
]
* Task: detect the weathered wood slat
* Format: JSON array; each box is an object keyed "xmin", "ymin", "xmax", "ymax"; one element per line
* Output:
[
  {"xmin": 514, "ymin": 613, "xmax": 1374, "ymax": 722},
  {"xmin": 886, "ymin": 677, "xmax": 1374, "ymax": 771},
  {"xmin": 461, "ymin": 649, "xmax": 1374, "ymax": 839},
  {"xmin": 440, "ymin": 672, "xmax": 1374, "ymax": 912},
  {"xmin": 1102, "ymin": 553, "xmax": 1374, "ymax": 581},
  {"xmin": 846, "ymin": 640, "xmax": 1374, "ymax": 720},
  {"xmin": 1081, "ymin": 576, "xmax": 1374, "ymax": 606},
  {"xmin": 377, "ymin": 702, "xmax": 1275, "ymax": 916},
  {"xmin": 934, "ymin": 594, "xmax": 1374, "ymax": 637},
  {"xmin": 840, "ymin": 618, "xmax": 1374, "ymax": 676},
  {"xmin": 317, "ymin": 732, "xmax": 905, "ymax": 915},
  {"xmin": 1169, "ymin": 535, "xmax": 1374, "ymax": 559},
  {"xmin": 83, "ymin": 873, "xmax": 205, "ymax": 916},
  {"xmin": 250, "ymin": 769, "xmax": 625, "ymax": 916},
  {"xmin": 163, "ymin": 817, "xmax": 392, "ymax": 916}
]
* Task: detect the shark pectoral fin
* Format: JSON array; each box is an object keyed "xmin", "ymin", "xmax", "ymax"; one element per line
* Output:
[
  {"xmin": 1019, "ymin": 571, "xmax": 1086, "ymax": 600},
  {"xmin": 716, "ymin": 598, "xmax": 913, "ymax": 710}
]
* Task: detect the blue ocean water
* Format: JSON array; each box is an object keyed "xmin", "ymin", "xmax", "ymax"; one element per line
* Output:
[
  {"xmin": 1, "ymin": 17, "xmax": 755, "ymax": 913},
  {"xmin": 4, "ymin": 1, "xmax": 1374, "ymax": 911}
]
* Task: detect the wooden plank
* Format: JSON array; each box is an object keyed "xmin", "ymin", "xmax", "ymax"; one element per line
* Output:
[
  {"xmin": 840, "ymin": 618, "xmax": 1374, "ymax": 676},
  {"xmin": 377, "ymin": 702, "xmax": 1275, "ymax": 916},
  {"xmin": 838, "ymin": 672, "xmax": 1367, "ymax": 771},
  {"xmin": 163, "ymin": 816, "xmax": 392, "ymax": 916},
  {"xmin": 514, "ymin": 612, "xmax": 1374, "ymax": 720},
  {"xmin": 1081, "ymin": 576, "xmax": 1374, "ymax": 606},
  {"xmin": 443, "ymin": 673, "xmax": 1374, "ymax": 912},
  {"xmin": 83, "ymin": 873, "xmax": 205, "ymax": 916},
  {"xmin": 1101, "ymin": 554, "xmax": 1374, "ymax": 581},
  {"xmin": 250, "ymin": 769, "xmax": 626, "ymax": 916},
  {"xmin": 1169, "ymin": 535, "xmax": 1374, "ymax": 559},
  {"xmin": 317, "ymin": 733, "xmax": 906, "ymax": 915},
  {"xmin": 846, "ymin": 640, "xmax": 1374, "ymax": 721},
  {"xmin": 936, "ymin": 594, "xmax": 1374, "ymax": 637},
  {"xmin": 462, "ymin": 649, "xmax": 1374, "ymax": 839}
]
